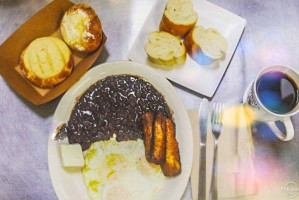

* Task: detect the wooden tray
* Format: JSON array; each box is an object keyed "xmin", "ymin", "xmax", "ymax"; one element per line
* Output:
[{"xmin": 0, "ymin": 0, "xmax": 107, "ymax": 105}]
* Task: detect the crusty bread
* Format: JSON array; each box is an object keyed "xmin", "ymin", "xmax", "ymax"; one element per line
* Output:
[
  {"xmin": 60, "ymin": 4, "xmax": 102, "ymax": 53},
  {"xmin": 160, "ymin": 0, "xmax": 198, "ymax": 37},
  {"xmin": 184, "ymin": 26, "xmax": 228, "ymax": 64},
  {"xmin": 20, "ymin": 37, "xmax": 73, "ymax": 87},
  {"xmin": 145, "ymin": 31, "xmax": 186, "ymax": 66}
]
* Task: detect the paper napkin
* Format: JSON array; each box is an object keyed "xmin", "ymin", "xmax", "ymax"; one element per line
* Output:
[{"xmin": 189, "ymin": 105, "xmax": 257, "ymax": 200}]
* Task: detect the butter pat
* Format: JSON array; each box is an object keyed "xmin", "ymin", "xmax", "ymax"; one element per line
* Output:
[{"xmin": 60, "ymin": 144, "xmax": 84, "ymax": 167}]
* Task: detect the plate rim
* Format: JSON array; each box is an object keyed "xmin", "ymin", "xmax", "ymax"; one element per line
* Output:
[{"xmin": 48, "ymin": 60, "xmax": 194, "ymax": 200}]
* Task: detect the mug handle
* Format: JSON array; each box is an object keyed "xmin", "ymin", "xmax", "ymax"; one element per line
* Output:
[{"xmin": 267, "ymin": 117, "xmax": 294, "ymax": 141}]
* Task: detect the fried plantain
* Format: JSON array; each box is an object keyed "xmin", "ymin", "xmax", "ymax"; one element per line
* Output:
[
  {"xmin": 151, "ymin": 112, "xmax": 166, "ymax": 165},
  {"xmin": 141, "ymin": 112, "xmax": 154, "ymax": 162},
  {"xmin": 161, "ymin": 117, "xmax": 181, "ymax": 177}
]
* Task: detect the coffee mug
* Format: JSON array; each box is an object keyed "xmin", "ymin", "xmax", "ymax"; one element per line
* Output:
[{"xmin": 243, "ymin": 65, "xmax": 299, "ymax": 141}]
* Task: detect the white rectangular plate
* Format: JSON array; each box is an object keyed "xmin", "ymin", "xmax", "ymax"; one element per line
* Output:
[{"xmin": 128, "ymin": 0, "xmax": 246, "ymax": 97}]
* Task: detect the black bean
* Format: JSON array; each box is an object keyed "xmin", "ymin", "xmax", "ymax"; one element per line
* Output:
[{"xmin": 58, "ymin": 75, "xmax": 171, "ymax": 150}]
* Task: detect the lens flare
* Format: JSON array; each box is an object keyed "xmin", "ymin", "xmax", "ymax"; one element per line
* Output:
[{"xmin": 222, "ymin": 104, "xmax": 255, "ymax": 128}]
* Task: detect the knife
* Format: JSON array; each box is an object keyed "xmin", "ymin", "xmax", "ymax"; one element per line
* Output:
[{"xmin": 198, "ymin": 98, "xmax": 209, "ymax": 200}]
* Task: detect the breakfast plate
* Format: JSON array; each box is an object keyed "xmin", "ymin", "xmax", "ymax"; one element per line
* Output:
[
  {"xmin": 128, "ymin": 0, "xmax": 246, "ymax": 97},
  {"xmin": 48, "ymin": 61, "xmax": 193, "ymax": 200}
]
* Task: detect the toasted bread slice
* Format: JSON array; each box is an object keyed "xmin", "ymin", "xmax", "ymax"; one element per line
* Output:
[
  {"xmin": 160, "ymin": 0, "xmax": 198, "ymax": 36},
  {"xmin": 184, "ymin": 26, "xmax": 228, "ymax": 63},
  {"xmin": 145, "ymin": 31, "xmax": 186, "ymax": 66},
  {"xmin": 151, "ymin": 112, "xmax": 166, "ymax": 165},
  {"xmin": 20, "ymin": 37, "xmax": 73, "ymax": 87},
  {"xmin": 141, "ymin": 112, "xmax": 155, "ymax": 162},
  {"xmin": 161, "ymin": 118, "xmax": 181, "ymax": 177}
]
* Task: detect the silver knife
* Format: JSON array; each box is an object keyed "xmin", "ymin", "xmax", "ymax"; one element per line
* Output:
[{"xmin": 198, "ymin": 98, "xmax": 209, "ymax": 200}]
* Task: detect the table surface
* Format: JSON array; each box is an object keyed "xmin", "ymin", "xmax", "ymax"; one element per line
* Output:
[{"xmin": 0, "ymin": 0, "xmax": 298, "ymax": 199}]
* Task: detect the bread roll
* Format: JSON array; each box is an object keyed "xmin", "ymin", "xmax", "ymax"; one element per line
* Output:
[
  {"xmin": 184, "ymin": 26, "xmax": 228, "ymax": 64},
  {"xmin": 60, "ymin": 4, "xmax": 102, "ymax": 53},
  {"xmin": 160, "ymin": 0, "xmax": 198, "ymax": 37},
  {"xmin": 145, "ymin": 31, "xmax": 186, "ymax": 66},
  {"xmin": 20, "ymin": 37, "xmax": 73, "ymax": 87}
]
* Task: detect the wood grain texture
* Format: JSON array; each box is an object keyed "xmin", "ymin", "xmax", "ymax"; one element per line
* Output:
[{"xmin": 0, "ymin": 0, "xmax": 299, "ymax": 199}]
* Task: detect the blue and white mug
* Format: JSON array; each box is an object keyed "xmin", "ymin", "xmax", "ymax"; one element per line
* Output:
[{"xmin": 243, "ymin": 65, "xmax": 299, "ymax": 141}]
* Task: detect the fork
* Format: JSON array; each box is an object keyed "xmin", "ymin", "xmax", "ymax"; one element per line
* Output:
[{"xmin": 209, "ymin": 102, "xmax": 224, "ymax": 200}]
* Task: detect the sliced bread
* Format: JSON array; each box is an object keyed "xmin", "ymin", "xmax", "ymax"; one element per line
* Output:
[
  {"xmin": 145, "ymin": 31, "xmax": 186, "ymax": 66},
  {"xmin": 160, "ymin": 0, "xmax": 198, "ymax": 36},
  {"xmin": 184, "ymin": 26, "xmax": 228, "ymax": 64}
]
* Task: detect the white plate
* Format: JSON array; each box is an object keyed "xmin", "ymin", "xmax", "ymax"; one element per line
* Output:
[
  {"xmin": 128, "ymin": 0, "xmax": 246, "ymax": 97},
  {"xmin": 48, "ymin": 61, "xmax": 193, "ymax": 200}
]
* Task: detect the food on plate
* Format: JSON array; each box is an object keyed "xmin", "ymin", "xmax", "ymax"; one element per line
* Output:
[
  {"xmin": 60, "ymin": 144, "xmax": 84, "ymax": 167},
  {"xmin": 141, "ymin": 112, "xmax": 181, "ymax": 177},
  {"xmin": 57, "ymin": 75, "xmax": 171, "ymax": 151},
  {"xmin": 60, "ymin": 3, "xmax": 103, "ymax": 52},
  {"xmin": 141, "ymin": 112, "xmax": 155, "ymax": 162},
  {"xmin": 159, "ymin": 0, "xmax": 198, "ymax": 36},
  {"xmin": 20, "ymin": 37, "xmax": 73, "ymax": 87},
  {"xmin": 55, "ymin": 73, "xmax": 182, "ymax": 200},
  {"xmin": 161, "ymin": 118, "xmax": 181, "ymax": 176},
  {"xmin": 82, "ymin": 138, "xmax": 164, "ymax": 200},
  {"xmin": 151, "ymin": 112, "xmax": 166, "ymax": 164},
  {"xmin": 184, "ymin": 26, "xmax": 228, "ymax": 64},
  {"xmin": 145, "ymin": 31, "xmax": 186, "ymax": 66},
  {"xmin": 54, "ymin": 73, "xmax": 182, "ymax": 199}
]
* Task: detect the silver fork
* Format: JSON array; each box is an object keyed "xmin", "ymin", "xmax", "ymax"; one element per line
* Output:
[{"xmin": 209, "ymin": 102, "xmax": 224, "ymax": 200}]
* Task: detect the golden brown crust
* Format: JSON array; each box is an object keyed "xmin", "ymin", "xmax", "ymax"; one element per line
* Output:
[
  {"xmin": 19, "ymin": 50, "xmax": 73, "ymax": 88},
  {"xmin": 159, "ymin": 19, "xmax": 174, "ymax": 35},
  {"xmin": 141, "ymin": 112, "xmax": 155, "ymax": 162},
  {"xmin": 184, "ymin": 29, "xmax": 198, "ymax": 57},
  {"xmin": 160, "ymin": 13, "xmax": 196, "ymax": 37},
  {"xmin": 61, "ymin": 4, "xmax": 103, "ymax": 53},
  {"xmin": 161, "ymin": 118, "xmax": 181, "ymax": 177},
  {"xmin": 151, "ymin": 112, "xmax": 166, "ymax": 165}
]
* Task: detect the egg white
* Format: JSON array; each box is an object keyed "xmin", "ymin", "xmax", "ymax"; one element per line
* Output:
[{"xmin": 82, "ymin": 138, "xmax": 165, "ymax": 200}]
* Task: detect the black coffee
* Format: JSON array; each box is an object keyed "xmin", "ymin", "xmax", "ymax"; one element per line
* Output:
[{"xmin": 256, "ymin": 70, "xmax": 298, "ymax": 114}]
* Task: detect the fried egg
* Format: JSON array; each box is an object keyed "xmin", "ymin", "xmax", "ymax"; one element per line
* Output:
[{"xmin": 82, "ymin": 138, "xmax": 165, "ymax": 200}]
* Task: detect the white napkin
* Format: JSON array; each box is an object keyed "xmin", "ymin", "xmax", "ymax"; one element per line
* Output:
[{"xmin": 189, "ymin": 105, "xmax": 257, "ymax": 200}]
